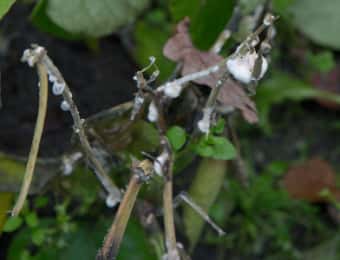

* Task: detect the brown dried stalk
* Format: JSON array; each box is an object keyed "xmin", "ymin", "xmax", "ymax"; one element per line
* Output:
[
  {"xmin": 11, "ymin": 51, "xmax": 48, "ymax": 216},
  {"xmin": 97, "ymin": 160, "xmax": 153, "ymax": 260}
]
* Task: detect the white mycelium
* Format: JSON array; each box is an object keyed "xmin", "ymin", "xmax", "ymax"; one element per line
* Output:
[
  {"xmin": 197, "ymin": 107, "xmax": 213, "ymax": 134},
  {"xmin": 164, "ymin": 82, "xmax": 182, "ymax": 98},
  {"xmin": 147, "ymin": 101, "xmax": 158, "ymax": 122},
  {"xmin": 153, "ymin": 151, "xmax": 169, "ymax": 176}
]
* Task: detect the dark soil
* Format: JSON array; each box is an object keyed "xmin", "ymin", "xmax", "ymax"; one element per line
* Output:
[{"xmin": 0, "ymin": 4, "xmax": 137, "ymax": 156}]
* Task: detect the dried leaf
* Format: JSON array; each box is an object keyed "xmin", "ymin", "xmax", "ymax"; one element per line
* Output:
[
  {"xmin": 282, "ymin": 158, "xmax": 338, "ymax": 202},
  {"xmin": 163, "ymin": 18, "xmax": 258, "ymax": 123}
]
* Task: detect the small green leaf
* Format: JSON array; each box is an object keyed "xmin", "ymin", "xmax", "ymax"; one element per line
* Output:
[
  {"xmin": 211, "ymin": 118, "xmax": 225, "ymax": 134},
  {"xmin": 25, "ymin": 212, "xmax": 39, "ymax": 228},
  {"xmin": 0, "ymin": 0, "xmax": 15, "ymax": 20},
  {"xmin": 307, "ymin": 51, "xmax": 336, "ymax": 73},
  {"xmin": 195, "ymin": 135, "xmax": 236, "ymax": 160},
  {"xmin": 3, "ymin": 216, "xmax": 23, "ymax": 232},
  {"xmin": 166, "ymin": 126, "xmax": 186, "ymax": 151},
  {"xmin": 32, "ymin": 228, "xmax": 46, "ymax": 246},
  {"xmin": 46, "ymin": 0, "xmax": 150, "ymax": 37},
  {"xmin": 34, "ymin": 196, "xmax": 49, "ymax": 209}
]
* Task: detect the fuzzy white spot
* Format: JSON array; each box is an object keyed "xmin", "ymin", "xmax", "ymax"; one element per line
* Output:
[
  {"xmin": 106, "ymin": 193, "xmax": 119, "ymax": 208},
  {"xmin": 211, "ymin": 65, "xmax": 220, "ymax": 73},
  {"xmin": 48, "ymin": 73, "xmax": 57, "ymax": 83},
  {"xmin": 52, "ymin": 81, "xmax": 65, "ymax": 95},
  {"xmin": 197, "ymin": 107, "xmax": 213, "ymax": 134},
  {"xmin": 263, "ymin": 14, "xmax": 275, "ymax": 26},
  {"xmin": 164, "ymin": 82, "xmax": 182, "ymax": 98},
  {"xmin": 259, "ymin": 56, "xmax": 268, "ymax": 79},
  {"xmin": 226, "ymin": 51, "xmax": 258, "ymax": 84},
  {"xmin": 153, "ymin": 152, "xmax": 169, "ymax": 176},
  {"xmin": 60, "ymin": 100, "xmax": 70, "ymax": 111},
  {"xmin": 147, "ymin": 101, "xmax": 158, "ymax": 122},
  {"xmin": 151, "ymin": 70, "xmax": 160, "ymax": 79},
  {"xmin": 149, "ymin": 56, "xmax": 156, "ymax": 63},
  {"xmin": 61, "ymin": 152, "xmax": 82, "ymax": 176}
]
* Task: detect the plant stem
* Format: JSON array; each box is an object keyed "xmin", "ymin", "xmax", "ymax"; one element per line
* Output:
[
  {"xmin": 97, "ymin": 160, "xmax": 152, "ymax": 260},
  {"xmin": 97, "ymin": 174, "xmax": 141, "ymax": 260},
  {"xmin": 11, "ymin": 63, "xmax": 48, "ymax": 216},
  {"xmin": 163, "ymin": 159, "xmax": 178, "ymax": 259},
  {"xmin": 41, "ymin": 55, "xmax": 122, "ymax": 202}
]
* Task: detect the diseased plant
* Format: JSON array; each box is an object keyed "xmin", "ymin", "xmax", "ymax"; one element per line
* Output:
[{"xmin": 7, "ymin": 7, "xmax": 278, "ymax": 259}]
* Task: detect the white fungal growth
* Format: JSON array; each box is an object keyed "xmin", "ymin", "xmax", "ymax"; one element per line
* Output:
[
  {"xmin": 61, "ymin": 152, "xmax": 82, "ymax": 176},
  {"xmin": 258, "ymin": 56, "xmax": 268, "ymax": 79},
  {"xmin": 60, "ymin": 100, "xmax": 70, "ymax": 111},
  {"xmin": 149, "ymin": 56, "xmax": 156, "ymax": 63},
  {"xmin": 106, "ymin": 193, "xmax": 120, "ymax": 208},
  {"xmin": 263, "ymin": 13, "xmax": 275, "ymax": 26},
  {"xmin": 164, "ymin": 82, "xmax": 182, "ymax": 98},
  {"xmin": 52, "ymin": 81, "xmax": 65, "ymax": 95},
  {"xmin": 147, "ymin": 101, "xmax": 158, "ymax": 122},
  {"xmin": 21, "ymin": 46, "xmax": 45, "ymax": 67},
  {"xmin": 197, "ymin": 107, "xmax": 213, "ymax": 134},
  {"xmin": 151, "ymin": 70, "xmax": 160, "ymax": 79},
  {"xmin": 226, "ymin": 51, "xmax": 258, "ymax": 84},
  {"xmin": 153, "ymin": 151, "xmax": 169, "ymax": 176},
  {"xmin": 48, "ymin": 73, "xmax": 57, "ymax": 83},
  {"xmin": 211, "ymin": 65, "xmax": 220, "ymax": 73}
]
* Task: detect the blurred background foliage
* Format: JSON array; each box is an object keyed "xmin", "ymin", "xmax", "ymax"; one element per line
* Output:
[{"xmin": 1, "ymin": 0, "xmax": 340, "ymax": 259}]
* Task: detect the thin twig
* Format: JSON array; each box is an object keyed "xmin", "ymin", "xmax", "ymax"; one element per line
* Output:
[
  {"xmin": 12, "ymin": 60, "xmax": 48, "ymax": 216},
  {"xmin": 39, "ymin": 50, "xmax": 122, "ymax": 203},
  {"xmin": 97, "ymin": 160, "xmax": 153, "ymax": 260},
  {"xmin": 176, "ymin": 192, "xmax": 225, "ymax": 236}
]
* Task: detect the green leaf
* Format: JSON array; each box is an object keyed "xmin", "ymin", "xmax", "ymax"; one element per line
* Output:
[
  {"xmin": 307, "ymin": 51, "xmax": 336, "ymax": 73},
  {"xmin": 195, "ymin": 135, "xmax": 236, "ymax": 160},
  {"xmin": 211, "ymin": 118, "xmax": 225, "ymax": 134},
  {"xmin": 3, "ymin": 216, "xmax": 23, "ymax": 232},
  {"xmin": 117, "ymin": 219, "xmax": 157, "ymax": 260},
  {"xmin": 0, "ymin": 192, "xmax": 14, "ymax": 234},
  {"xmin": 32, "ymin": 228, "xmax": 46, "ymax": 246},
  {"xmin": 256, "ymin": 72, "xmax": 340, "ymax": 132},
  {"xmin": 183, "ymin": 159, "xmax": 227, "ymax": 249},
  {"xmin": 0, "ymin": 0, "xmax": 15, "ymax": 20},
  {"xmin": 34, "ymin": 196, "xmax": 49, "ymax": 209},
  {"xmin": 25, "ymin": 212, "xmax": 39, "ymax": 228},
  {"xmin": 46, "ymin": 0, "xmax": 150, "ymax": 37},
  {"xmin": 170, "ymin": 0, "xmax": 235, "ymax": 50},
  {"xmin": 166, "ymin": 126, "xmax": 186, "ymax": 151},
  {"xmin": 134, "ymin": 18, "xmax": 175, "ymax": 81},
  {"xmin": 31, "ymin": 0, "xmax": 81, "ymax": 40},
  {"xmin": 289, "ymin": 0, "xmax": 340, "ymax": 49}
]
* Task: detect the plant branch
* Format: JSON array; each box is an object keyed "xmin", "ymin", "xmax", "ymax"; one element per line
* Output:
[
  {"xmin": 37, "ymin": 48, "xmax": 122, "ymax": 203},
  {"xmin": 97, "ymin": 160, "xmax": 153, "ymax": 260},
  {"xmin": 12, "ymin": 59, "xmax": 48, "ymax": 216}
]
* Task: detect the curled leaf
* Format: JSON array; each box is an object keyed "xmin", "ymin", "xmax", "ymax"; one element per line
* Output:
[{"xmin": 163, "ymin": 18, "xmax": 258, "ymax": 123}]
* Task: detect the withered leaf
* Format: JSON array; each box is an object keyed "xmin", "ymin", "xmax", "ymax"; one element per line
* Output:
[
  {"xmin": 282, "ymin": 158, "xmax": 339, "ymax": 202},
  {"xmin": 163, "ymin": 18, "xmax": 258, "ymax": 123}
]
